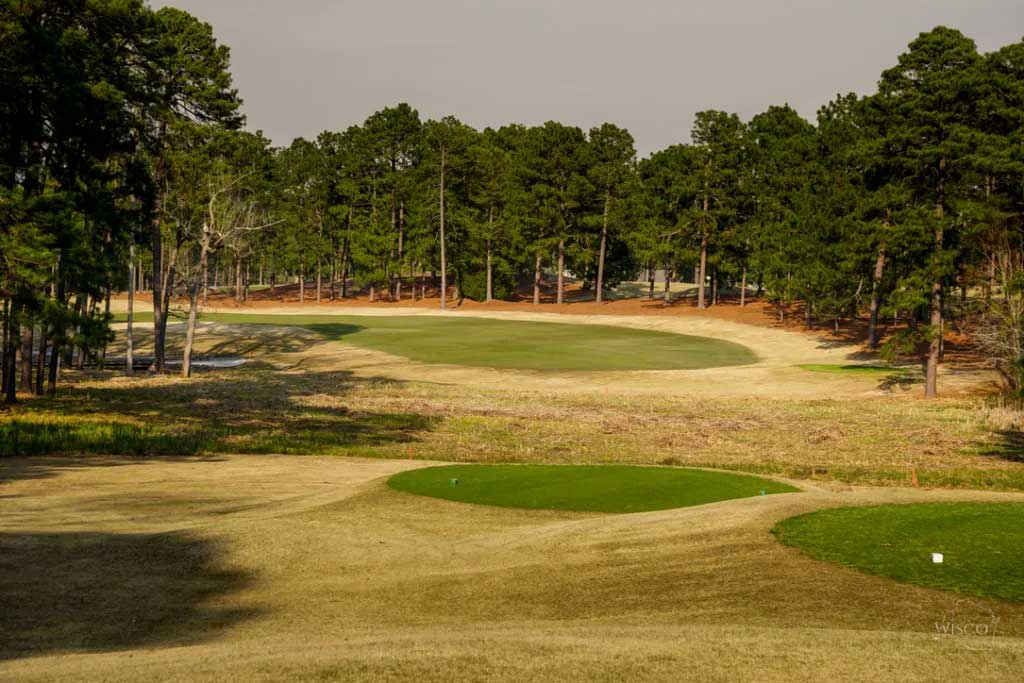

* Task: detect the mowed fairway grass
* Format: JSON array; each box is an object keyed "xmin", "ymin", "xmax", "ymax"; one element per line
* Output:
[
  {"xmin": 774, "ymin": 503, "xmax": 1024, "ymax": 602},
  {"xmin": 388, "ymin": 464, "xmax": 797, "ymax": 512},
  {"xmin": 118, "ymin": 312, "xmax": 757, "ymax": 371}
]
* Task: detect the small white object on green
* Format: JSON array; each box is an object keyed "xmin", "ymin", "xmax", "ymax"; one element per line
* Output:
[
  {"xmin": 450, "ymin": 478, "xmax": 459, "ymax": 487},
  {"xmin": 932, "ymin": 552, "xmax": 944, "ymax": 564}
]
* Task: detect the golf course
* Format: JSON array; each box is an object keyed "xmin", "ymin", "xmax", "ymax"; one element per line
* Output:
[
  {"xmin": 4, "ymin": 5, "xmax": 1024, "ymax": 681},
  {"xmin": 3, "ymin": 306, "xmax": 1024, "ymax": 682}
]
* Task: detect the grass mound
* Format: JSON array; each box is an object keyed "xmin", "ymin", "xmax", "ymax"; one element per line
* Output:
[
  {"xmin": 387, "ymin": 464, "xmax": 797, "ymax": 513},
  {"xmin": 773, "ymin": 503, "xmax": 1024, "ymax": 602},
  {"xmin": 117, "ymin": 312, "xmax": 758, "ymax": 371}
]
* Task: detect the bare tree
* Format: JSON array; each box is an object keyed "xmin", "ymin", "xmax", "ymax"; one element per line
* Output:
[
  {"xmin": 975, "ymin": 241, "xmax": 1024, "ymax": 395},
  {"xmin": 180, "ymin": 173, "xmax": 278, "ymax": 378}
]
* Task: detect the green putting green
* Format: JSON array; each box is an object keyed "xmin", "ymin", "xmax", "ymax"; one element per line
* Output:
[
  {"xmin": 387, "ymin": 464, "xmax": 797, "ymax": 513},
  {"xmin": 116, "ymin": 312, "xmax": 758, "ymax": 371},
  {"xmin": 773, "ymin": 503, "xmax": 1024, "ymax": 602}
]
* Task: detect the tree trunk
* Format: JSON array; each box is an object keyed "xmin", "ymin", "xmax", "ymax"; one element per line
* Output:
[
  {"xmin": 740, "ymin": 266, "xmax": 747, "ymax": 307},
  {"xmin": 867, "ymin": 248, "xmax": 886, "ymax": 349},
  {"xmin": 182, "ymin": 241, "xmax": 210, "ymax": 378},
  {"xmin": 0, "ymin": 307, "xmax": 5, "ymax": 398},
  {"xmin": 439, "ymin": 147, "xmax": 448, "ymax": 310},
  {"xmin": 316, "ymin": 218, "xmax": 323, "ymax": 303},
  {"xmin": 20, "ymin": 324, "xmax": 33, "ymax": 393},
  {"xmin": 182, "ymin": 286, "xmax": 200, "ymax": 378},
  {"xmin": 663, "ymin": 267, "xmax": 672, "ymax": 305},
  {"xmin": 235, "ymin": 256, "xmax": 243, "ymax": 303},
  {"xmin": 151, "ymin": 244, "xmax": 175, "ymax": 373},
  {"xmin": 202, "ymin": 257, "xmax": 209, "ymax": 306},
  {"xmin": 126, "ymin": 244, "xmax": 135, "ymax": 376},
  {"xmin": 35, "ymin": 330, "xmax": 47, "ymax": 395},
  {"xmin": 0, "ymin": 300, "xmax": 8, "ymax": 400},
  {"xmin": 396, "ymin": 201, "xmax": 405, "ymax": 302},
  {"xmin": 72, "ymin": 295, "xmax": 85, "ymax": 370},
  {"xmin": 46, "ymin": 339, "xmax": 59, "ymax": 395},
  {"xmin": 697, "ymin": 234, "xmax": 708, "ymax": 309},
  {"xmin": 486, "ymin": 205, "xmax": 494, "ymax": 303},
  {"xmin": 99, "ymin": 287, "xmax": 111, "ymax": 368},
  {"xmin": 556, "ymin": 240, "xmax": 565, "ymax": 305},
  {"xmin": 648, "ymin": 263, "xmax": 655, "ymax": 300},
  {"xmin": 3, "ymin": 301, "xmax": 16, "ymax": 403},
  {"xmin": 299, "ymin": 264, "xmax": 305, "ymax": 303},
  {"xmin": 151, "ymin": 213, "xmax": 164, "ymax": 372},
  {"xmin": 596, "ymin": 194, "xmax": 610, "ymax": 304},
  {"xmin": 533, "ymin": 253, "xmax": 542, "ymax": 305},
  {"xmin": 926, "ymin": 168, "xmax": 945, "ymax": 399}
]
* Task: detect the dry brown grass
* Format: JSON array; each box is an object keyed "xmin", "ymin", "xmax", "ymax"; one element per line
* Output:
[
  {"xmin": 3, "ymin": 310, "xmax": 1023, "ymax": 680},
  {"xmin": 7, "ymin": 315, "xmax": 1021, "ymax": 488},
  {"xmin": 2, "ymin": 455, "xmax": 1023, "ymax": 681}
]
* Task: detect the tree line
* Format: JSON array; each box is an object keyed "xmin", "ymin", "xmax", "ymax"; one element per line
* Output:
[{"xmin": 2, "ymin": 1, "xmax": 1023, "ymax": 401}]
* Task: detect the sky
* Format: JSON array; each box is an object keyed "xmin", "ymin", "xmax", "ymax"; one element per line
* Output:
[{"xmin": 152, "ymin": 0, "xmax": 1023, "ymax": 156}]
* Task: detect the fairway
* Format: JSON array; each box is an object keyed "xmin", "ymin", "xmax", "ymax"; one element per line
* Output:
[
  {"xmin": 773, "ymin": 503, "xmax": 1024, "ymax": 602},
  {"xmin": 122, "ymin": 312, "xmax": 758, "ymax": 371},
  {"xmin": 387, "ymin": 464, "xmax": 797, "ymax": 512}
]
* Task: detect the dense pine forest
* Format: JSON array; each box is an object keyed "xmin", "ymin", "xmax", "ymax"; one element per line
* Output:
[{"xmin": 2, "ymin": 1, "xmax": 1024, "ymax": 401}]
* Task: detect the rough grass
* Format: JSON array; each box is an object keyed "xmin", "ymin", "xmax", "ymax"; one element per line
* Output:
[
  {"xmin": 797, "ymin": 363, "xmax": 916, "ymax": 376},
  {"xmin": 387, "ymin": 464, "xmax": 797, "ymax": 512},
  {"xmin": 4, "ymin": 364, "xmax": 1024, "ymax": 491},
  {"xmin": 113, "ymin": 312, "xmax": 758, "ymax": 371},
  {"xmin": 773, "ymin": 503, "xmax": 1024, "ymax": 602}
]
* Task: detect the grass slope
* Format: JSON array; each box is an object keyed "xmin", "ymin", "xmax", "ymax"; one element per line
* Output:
[
  {"xmin": 773, "ymin": 502, "xmax": 1024, "ymax": 602},
  {"xmin": 388, "ymin": 464, "xmax": 797, "ymax": 512},
  {"xmin": 116, "ymin": 312, "xmax": 757, "ymax": 371}
]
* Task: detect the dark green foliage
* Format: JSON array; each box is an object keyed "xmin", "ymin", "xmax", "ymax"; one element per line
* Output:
[{"xmin": 4, "ymin": 13, "xmax": 1023, "ymax": 400}]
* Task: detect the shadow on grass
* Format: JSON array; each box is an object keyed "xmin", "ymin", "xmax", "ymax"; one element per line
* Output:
[
  {"xmin": 878, "ymin": 370, "xmax": 925, "ymax": 392},
  {"xmin": 110, "ymin": 321, "xmax": 333, "ymax": 359},
  {"xmin": 0, "ymin": 530, "xmax": 259, "ymax": 661},
  {"xmin": 978, "ymin": 430, "xmax": 1024, "ymax": 463},
  {"xmin": 0, "ymin": 367, "xmax": 440, "ymax": 474}
]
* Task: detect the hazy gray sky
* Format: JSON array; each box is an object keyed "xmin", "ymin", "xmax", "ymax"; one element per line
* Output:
[{"xmin": 153, "ymin": 1, "xmax": 1022, "ymax": 156}]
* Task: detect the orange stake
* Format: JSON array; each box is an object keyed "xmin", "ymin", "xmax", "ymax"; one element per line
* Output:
[{"xmin": 911, "ymin": 467, "xmax": 920, "ymax": 488}]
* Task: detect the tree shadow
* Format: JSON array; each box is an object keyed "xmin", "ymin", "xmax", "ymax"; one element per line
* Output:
[
  {"xmin": 1, "ymin": 368, "xmax": 441, "ymax": 475},
  {"xmin": 977, "ymin": 430, "xmax": 1024, "ymax": 463},
  {"xmin": 107, "ymin": 322, "xmax": 334, "ymax": 360},
  {"xmin": 0, "ymin": 530, "xmax": 259, "ymax": 660},
  {"xmin": 302, "ymin": 322, "xmax": 366, "ymax": 342},
  {"xmin": 878, "ymin": 369, "xmax": 925, "ymax": 391},
  {"xmin": 0, "ymin": 454, "xmax": 228, "ymax": 485}
]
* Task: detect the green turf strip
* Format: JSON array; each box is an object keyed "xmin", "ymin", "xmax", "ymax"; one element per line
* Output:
[
  {"xmin": 115, "ymin": 312, "xmax": 758, "ymax": 371},
  {"xmin": 387, "ymin": 464, "xmax": 797, "ymax": 513},
  {"xmin": 773, "ymin": 503, "xmax": 1024, "ymax": 602}
]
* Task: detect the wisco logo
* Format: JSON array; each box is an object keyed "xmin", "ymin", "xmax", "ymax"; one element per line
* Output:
[{"xmin": 934, "ymin": 599, "xmax": 1000, "ymax": 642}]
